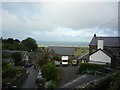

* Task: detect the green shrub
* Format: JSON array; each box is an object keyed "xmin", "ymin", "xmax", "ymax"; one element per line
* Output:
[
  {"xmin": 2, "ymin": 77, "xmax": 12, "ymax": 87},
  {"xmin": 78, "ymin": 63, "xmax": 106, "ymax": 74},
  {"xmin": 38, "ymin": 53, "xmax": 49, "ymax": 67},
  {"xmin": 53, "ymin": 56, "xmax": 60, "ymax": 61},
  {"xmin": 45, "ymin": 80, "xmax": 57, "ymax": 89},
  {"xmin": 2, "ymin": 67, "xmax": 18, "ymax": 78},
  {"xmin": 41, "ymin": 62, "xmax": 58, "ymax": 81},
  {"xmin": 48, "ymin": 80, "xmax": 57, "ymax": 88},
  {"xmin": 2, "ymin": 63, "xmax": 18, "ymax": 78}
]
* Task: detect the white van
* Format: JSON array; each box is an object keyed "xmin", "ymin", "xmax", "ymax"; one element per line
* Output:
[{"xmin": 61, "ymin": 56, "xmax": 69, "ymax": 66}]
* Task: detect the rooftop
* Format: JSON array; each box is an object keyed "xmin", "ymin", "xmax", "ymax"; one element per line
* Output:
[
  {"xmin": 89, "ymin": 36, "xmax": 120, "ymax": 47},
  {"xmin": 48, "ymin": 46, "xmax": 75, "ymax": 56}
]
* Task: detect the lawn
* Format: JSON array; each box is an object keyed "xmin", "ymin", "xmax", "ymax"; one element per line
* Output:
[{"xmin": 74, "ymin": 46, "xmax": 89, "ymax": 56}]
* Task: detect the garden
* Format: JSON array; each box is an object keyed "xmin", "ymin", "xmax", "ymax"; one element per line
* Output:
[{"xmin": 78, "ymin": 63, "xmax": 107, "ymax": 75}]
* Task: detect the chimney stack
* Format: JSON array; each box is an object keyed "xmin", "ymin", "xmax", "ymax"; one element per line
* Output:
[
  {"xmin": 97, "ymin": 39, "xmax": 104, "ymax": 49},
  {"xmin": 94, "ymin": 34, "xmax": 96, "ymax": 37}
]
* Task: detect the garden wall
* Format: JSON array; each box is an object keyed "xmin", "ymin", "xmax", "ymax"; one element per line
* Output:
[{"xmin": 75, "ymin": 70, "xmax": 120, "ymax": 90}]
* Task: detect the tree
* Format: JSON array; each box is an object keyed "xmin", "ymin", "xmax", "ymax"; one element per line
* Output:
[
  {"xmin": 38, "ymin": 53, "xmax": 49, "ymax": 67},
  {"xmin": 14, "ymin": 39, "xmax": 20, "ymax": 43},
  {"xmin": 7, "ymin": 38, "xmax": 14, "ymax": 44},
  {"xmin": 2, "ymin": 63, "xmax": 18, "ymax": 78},
  {"xmin": 11, "ymin": 52, "xmax": 23, "ymax": 66},
  {"xmin": 41, "ymin": 62, "xmax": 58, "ymax": 81},
  {"xmin": 2, "ymin": 38, "xmax": 21, "ymax": 50},
  {"xmin": 21, "ymin": 37, "xmax": 38, "ymax": 52}
]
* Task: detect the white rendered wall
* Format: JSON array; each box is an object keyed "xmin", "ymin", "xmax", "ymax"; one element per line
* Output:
[
  {"xmin": 97, "ymin": 40, "xmax": 103, "ymax": 49},
  {"xmin": 89, "ymin": 50, "xmax": 111, "ymax": 63}
]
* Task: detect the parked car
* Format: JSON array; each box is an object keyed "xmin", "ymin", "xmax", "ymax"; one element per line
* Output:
[
  {"xmin": 12, "ymin": 85, "xmax": 17, "ymax": 88},
  {"xmin": 25, "ymin": 63, "xmax": 32, "ymax": 67},
  {"xmin": 54, "ymin": 61, "xmax": 60, "ymax": 66},
  {"xmin": 35, "ymin": 74, "xmax": 44, "ymax": 87},
  {"xmin": 72, "ymin": 60, "xmax": 78, "ymax": 66},
  {"xmin": 38, "ymin": 70, "xmax": 42, "ymax": 75}
]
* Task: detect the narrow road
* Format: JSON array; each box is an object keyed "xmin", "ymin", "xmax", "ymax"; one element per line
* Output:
[
  {"xmin": 57, "ymin": 65, "xmax": 78, "ymax": 87},
  {"xmin": 60, "ymin": 74, "xmax": 100, "ymax": 88},
  {"xmin": 20, "ymin": 66, "xmax": 39, "ymax": 88}
]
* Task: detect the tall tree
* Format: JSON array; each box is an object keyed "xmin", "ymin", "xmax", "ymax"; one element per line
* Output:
[
  {"xmin": 21, "ymin": 37, "xmax": 38, "ymax": 52},
  {"xmin": 2, "ymin": 38, "xmax": 21, "ymax": 50}
]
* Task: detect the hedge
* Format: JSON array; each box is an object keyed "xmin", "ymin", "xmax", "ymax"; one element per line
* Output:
[{"xmin": 78, "ymin": 63, "xmax": 106, "ymax": 74}]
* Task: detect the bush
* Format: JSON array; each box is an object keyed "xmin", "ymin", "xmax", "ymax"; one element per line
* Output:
[
  {"xmin": 2, "ymin": 67, "xmax": 18, "ymax": 78},
  {"xmin": 78, "ymin": 63, "xmax": 106, "ymax": 74},
  {"xmin": 41, "ymin": 62, "xmax": 58, "ymax": 81},
  {"xmin": 53, "ymin": 56, "xmax": 60, "ymax": 61},
  {"xmin": 2, "ymin": 62, "xmax": 18, "ymax": 78},
  {"xmin": 38, "ymin": 53, "xmax": 49, "ymax": 67},
  {"xmin": 45, "ymin": 80, "xmax": 57, "ymax": 88}
]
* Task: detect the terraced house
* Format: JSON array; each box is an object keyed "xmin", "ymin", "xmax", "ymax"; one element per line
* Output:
[{"xmin": 2, "ymin": 50, "xmax": 29, "ymax": 66}]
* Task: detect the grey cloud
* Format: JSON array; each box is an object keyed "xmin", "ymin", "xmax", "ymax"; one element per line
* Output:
[
  {"xmin": 3, "ymin": 2, "xmax": 118, "ymax": 31},
  {"xmin": 40, "ymin": 2, "xmax": 117, "ymax": 30},
  {"xmin": 2, "ymin": 2, "xmax": 118, "ymax": 41}
]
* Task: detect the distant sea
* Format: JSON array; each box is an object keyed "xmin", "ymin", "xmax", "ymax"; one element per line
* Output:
[{"xmin": 37, "ymin": 41, "xmax": 89, "ymax": 47}]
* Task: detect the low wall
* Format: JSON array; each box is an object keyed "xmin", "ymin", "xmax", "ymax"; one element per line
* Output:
[{"xmin": 75, "ymin": 70, "xmax": 120, "ymax": 90}]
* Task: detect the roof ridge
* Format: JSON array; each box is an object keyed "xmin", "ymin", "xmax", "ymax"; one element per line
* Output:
[{"xmin": 96, "ymin": 37, "xmax": 120, "ymax": 38}]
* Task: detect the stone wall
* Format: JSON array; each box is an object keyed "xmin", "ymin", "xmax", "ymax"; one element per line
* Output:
[{"xmin": 75, "ymin": 70, "xmax": 120, "ymax": 90}]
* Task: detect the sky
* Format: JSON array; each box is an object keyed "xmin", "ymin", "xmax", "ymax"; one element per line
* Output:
[{"xmin": 1, "ymin": 0, "xmax": 118, "ymax": 42}]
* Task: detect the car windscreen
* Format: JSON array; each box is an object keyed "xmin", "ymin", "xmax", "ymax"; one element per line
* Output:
[
  {"xmin": 37, "ymin": 75, "xmax": 42, "ymax": 78},
  {"xmin": 62, "ymin": 60, "xmax": 68, "ymax": 62}
]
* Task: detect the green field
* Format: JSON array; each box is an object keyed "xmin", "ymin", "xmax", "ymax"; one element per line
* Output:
[{"xmin": 74, "ymin": 46, "xmax": 89, "ymax": 56}]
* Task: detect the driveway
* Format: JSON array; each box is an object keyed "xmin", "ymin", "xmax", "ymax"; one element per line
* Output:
[
  {"xmin": 57, "ymin": 64, "xmax": 78, "ymax": 87},
  {"xmin": 20, "ymin": 66, "xmax": 39, "ymax": 88}
]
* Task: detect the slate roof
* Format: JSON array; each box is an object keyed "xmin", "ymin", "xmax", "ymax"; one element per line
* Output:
[
  {"xmin": 2, "ymin": 50, "xmax": 28, "ymax": 55},
  {"xmin": 2, "ymin": 57, "xmax": 14, "ymax": 63},
  {"xmin": 89, "ymin": 36, "xmax": 120, "ymax": 47},
  {"xmin": 48, "ymin": 46, "xmax": 75, "ymax": 56}
]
